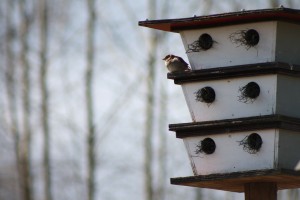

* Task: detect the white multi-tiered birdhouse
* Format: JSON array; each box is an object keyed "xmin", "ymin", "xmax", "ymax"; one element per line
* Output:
[{"xmin": 139, "ymin": 8, "xmax": 300, "ymax": 193}]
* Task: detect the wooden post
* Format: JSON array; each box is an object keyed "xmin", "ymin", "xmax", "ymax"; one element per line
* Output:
[{"xmin": 244, "ymin": 182, "xmax": 277, "ymax": 200}]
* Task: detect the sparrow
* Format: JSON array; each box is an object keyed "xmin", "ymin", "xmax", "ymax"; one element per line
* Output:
[{"xmin": 163, "ymin": 54, "xmax": 190, "ymax": 72}]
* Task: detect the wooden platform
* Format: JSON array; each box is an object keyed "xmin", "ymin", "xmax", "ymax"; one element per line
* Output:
[
  {"xmin": 169, "ymin": 114, "xmax": 300, "ymax": 138},
  {"xmin": 167, "ymin": 62, "xmax": 300, "ymax": 84},
  {"xmin": 171, "ymin": 169, "xmax": 300, "ymax": 192}
]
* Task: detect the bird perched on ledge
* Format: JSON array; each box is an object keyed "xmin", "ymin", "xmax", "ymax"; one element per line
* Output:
[{"xmin": 163, "ymin": 54, "xmax": 190, "ymax": 73}]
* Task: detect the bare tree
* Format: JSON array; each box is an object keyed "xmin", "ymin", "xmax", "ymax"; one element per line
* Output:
[
  {"xmin": 287, "ymin": 189, "xmax": 299, "ymax": 199},
  {"xmin": 19, "ymin": 0, "xmax": 34, "ymax": 199},
  {"xmin": 38, "ymin": 0, "xmax": 52, "ymax": 199},
  {"xmin": 156, "ymin": 2, "xmax": 170, "ymax": 199},
  {"xmin": 157, "ymin": 82, "xmax": 167, "ymax": 200},
  {"xmin": 4, "ymin": 0, "xmax": 21, "ymax": 198},
  {"xmin": 144, "ymin": 0, "xmax": 158, "ymax": 200},
  {"xmin": 85, "ymin": 0, "xmax": 96, "ymax": 199},
  {"xmin": 269, "ymin": 0, "xmax": 280, "ymax": 7}
]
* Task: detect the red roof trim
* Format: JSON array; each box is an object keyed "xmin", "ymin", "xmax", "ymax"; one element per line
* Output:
[{"xmin": 138, "ymin": 8, "xmax": 300, "ymax": 32}]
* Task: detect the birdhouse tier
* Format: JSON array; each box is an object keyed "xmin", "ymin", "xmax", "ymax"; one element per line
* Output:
[
  {"xmin": 169, "ymin": 114, "xmax": 300, "ymax": 176},
  {"xmin": 139, "ymin": 8, "xmax": 300, "ymax": 69},
  {"xmin": 168, "ymin": 62, "xmax": 300, "ymax": 122}
]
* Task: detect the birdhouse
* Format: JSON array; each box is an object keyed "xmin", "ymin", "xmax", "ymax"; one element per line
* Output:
[{"xmin": 139, "ymin": 8, "xmax": 300, "ymax": 194}]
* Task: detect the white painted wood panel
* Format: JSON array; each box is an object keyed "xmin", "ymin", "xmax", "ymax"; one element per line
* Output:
[
  {"xmin": 182, "ymin": 75, "xmax": 277, "ymax": 122},
  {"xmin": 276, "ymin": 22, "xmax": 300, "ymax": 64},
  {"xmin": 276, "ymin": 75, "xmax": 300, "ymax": 119},
  {"xmin": 183, "ymin": 129, "xmax": 277, "ymax": 175},
  {"xmin": 277, "ymin": 130, "xmax": 300, "ymax": 169},
  {"xmin": 180, "ymin": 21, "xmax": 277, "ymax": 70}
]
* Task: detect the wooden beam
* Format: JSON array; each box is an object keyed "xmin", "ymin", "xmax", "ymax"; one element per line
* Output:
[
  {"xmin": 170, "ymin": 169, "xmax": 300, "ymax": 192},
  {"xmin": 138, "ymin": 8, "xmax": 300, "ymax": 32},
  {"xmin": 244, "ymin": 182, "xmax": 277, "ymax": 200},
  {"xmin": 167, "ymin": 62, "xmax": 300, "ymax": 84},
  {"xmin": 169, "ymin": 114, "xmax": 300, "ymax": 138}
]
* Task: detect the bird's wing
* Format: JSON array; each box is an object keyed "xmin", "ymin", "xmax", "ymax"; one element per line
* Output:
[{"xmin": 177, "ymin": 56, "xmax": 189, "ymax": 66}]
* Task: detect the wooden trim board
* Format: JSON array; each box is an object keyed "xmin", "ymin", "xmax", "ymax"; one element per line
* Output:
[
  {"xmin": 167, "ymin": 62, "xmax": 300, "ymax": 84},
  {"xmin": 171, "ymin": 169, "xmax": 300, "ymax": 192},
  {"xmin": 169, "ymin": 114, "xmax": 300, "ymax": 138},
  {"xmin": 139, "ymin": 8, "xmax": 300, "ymax": 32}
]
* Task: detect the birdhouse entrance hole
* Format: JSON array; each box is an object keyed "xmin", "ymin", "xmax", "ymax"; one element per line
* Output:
[
  {"xmin": 238, "ymin": 133, "xmax": 263, "ymax": 154},
  {"xmin": 238, "ymin": 82, "xmax": 260, "ymax": 103},
  {"xmin": 186, "ymin": 33, "xmax": 214, "ymax": 53},
  {"xmin": 195, "ymin": 137, "xmax": 216, "ymax": 155},
  {"xmin": 229, "ymin": 29, "xmax": 260, "ymax": 50},
  {"xmin": 195, "ymin": 86, "xmax": 216, "ymax": 104}
]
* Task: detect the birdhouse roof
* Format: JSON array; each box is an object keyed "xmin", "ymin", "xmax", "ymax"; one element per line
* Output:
[{"xmin": 138, "ymin": 8, "xmax": 300, "ymax": 32}]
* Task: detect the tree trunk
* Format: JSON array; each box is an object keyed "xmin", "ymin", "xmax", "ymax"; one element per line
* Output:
[
  {"xmin": 269, "ymin": 0, "xmax": 279, "ymax": 7},
  {"xmin": 85, "ymin": 0, "xmax": 96, "ymax": 199},
  {"xmin": 195, "ymin": 189, "xmax": 203, "ymax": 200},
  {"xmin": 157, "ymin": 82, "xmax": 167, "ymax": 200},
  {"xmin": 287, "ymin": 189, "xmax": 299, "ymax": 199},
  {"xmin": 144, "ymin": 0, "xmax": 157, "ymax": 200},
  {"xmin": 144, "ymin": 40, "xmax": 155, "ymax": 200},
  {"xmin": 39, "ymin": 0, "xmax": 52, "ymax": 200},
  {"xmin": 5, "ymin": 0, "xmax": 21, "ymax": 198},
  {"xmin": 19, "ymin": 0, "xmax": 33, "ymax": 199}
]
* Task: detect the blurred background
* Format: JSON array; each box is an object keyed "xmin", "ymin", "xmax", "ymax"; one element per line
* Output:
[{"xmin": 1, "ymin": 0, "xmax": 300, "ymax": 199}]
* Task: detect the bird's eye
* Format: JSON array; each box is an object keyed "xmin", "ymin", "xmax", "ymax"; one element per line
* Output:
[{"xmin": 163, "ymin": 55, "xmax": 170, "ymax": 60}]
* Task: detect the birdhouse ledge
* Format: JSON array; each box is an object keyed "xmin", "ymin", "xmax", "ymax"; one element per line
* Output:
[
  {"xmin": 171, "ymin": 168, "xmax": 300, "ymax": 192},
  {"xmin": 167, "ymin": 62, "xmax": 300, "ymax": 84}
]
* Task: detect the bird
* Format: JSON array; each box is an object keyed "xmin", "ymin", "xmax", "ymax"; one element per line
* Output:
[{"xmin": 162, "ymin": 54, "xmax": 190, "ymax": 72}]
